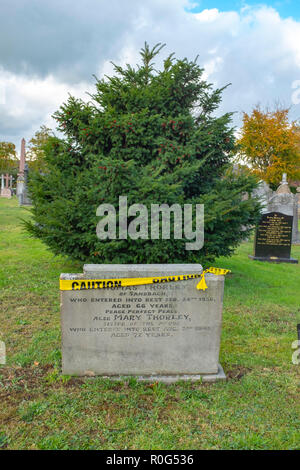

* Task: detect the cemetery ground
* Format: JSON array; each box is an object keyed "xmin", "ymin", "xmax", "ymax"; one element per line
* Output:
[{"xmin": 0, "ymin": 197, "xmax": 299, "ymax": 451}]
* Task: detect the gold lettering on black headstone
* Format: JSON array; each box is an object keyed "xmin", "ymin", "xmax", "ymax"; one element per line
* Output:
[{"xmin": 254, "ymin": 211, "xmax": 293, "ymax": 259}]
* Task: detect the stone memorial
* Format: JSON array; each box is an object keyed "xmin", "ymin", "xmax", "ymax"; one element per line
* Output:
[
  {"xmin": 275, "ymin": 173, "xmax": 300, "ymax": 244},
  {"xmin": 60, "ymin": 264, "xmax": 227, "ymax": 383},
  {"xmin": 251, "ymin": 176, "xmax": 300, "ymax": 244},
  {"xmin": 252, "ymin": 180, "xmax": 273, "ymax": 211},
  {"xmin": 17, "ymin": 138, "xmax": 31, "ymax": 206},
  {"xmin": 249, "ymin": 211, "xmax": 297, "ymax": 263},
  {"xmin": 293, "ymin": 187, "xmax": 300, "ymax": 244},
  {"xmin": 0, "ymin": 173, "xmax": 12, "ymax": 198},
  {"xmin": 250, "ymin": 174, "xmax": 298, "ymax": 262},
  {"xmin": 297, "ymin": 188, "xmax": 300, "ymax": 220}
]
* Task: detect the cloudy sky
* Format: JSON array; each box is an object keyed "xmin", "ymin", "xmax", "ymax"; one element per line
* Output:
[{"xmin": 1, "ymin": 0, "xmax": 300, "ymax": 154}]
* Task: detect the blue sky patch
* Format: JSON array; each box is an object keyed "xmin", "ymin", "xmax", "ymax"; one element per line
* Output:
[{"xmin": 189, "ymin": 1, "xmax": 300, "ymax": 21}]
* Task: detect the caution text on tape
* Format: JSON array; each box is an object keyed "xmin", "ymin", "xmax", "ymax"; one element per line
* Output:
[{"xmin": 59, "ymin": 267, "xmax": 230, "ymax": 292}]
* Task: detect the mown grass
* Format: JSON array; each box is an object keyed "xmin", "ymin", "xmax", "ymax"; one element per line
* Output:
[{"xmin": 0, "ymin": 197, "xmax": 299, "ymax": 450}]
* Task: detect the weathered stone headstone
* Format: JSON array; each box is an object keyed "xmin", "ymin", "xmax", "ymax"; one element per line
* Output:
[
  {"xmin": 252, "ymin": 180, "xmax": 273, "ymax": 211},
  {"xmin": 297, "ymin": 188, "xmax": 300, "ymax": 219},
  {"xmin": 293, "ymin": 195, "xmax": 300, "ymax": 244},
  {"xmin": 276, "ymin": 172, "xmax": 289, "ymax": 194},
  {"xmin": 60, "ymin": 264, "xmax": 227, "ymax": 383},
  {"xmin": 272, "ymin": 173, "xmax": 299, "ymax": 244},
  {"xmin": 0, "ymin": 173, "xmax": 12, "ymax": 198}
]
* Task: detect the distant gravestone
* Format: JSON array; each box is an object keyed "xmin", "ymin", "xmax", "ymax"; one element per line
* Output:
[
  {"xmin": 60, "ymin": 264, "xmax": 227, "ymax": 383},
  {"xmin": 0, "ymin": 173, "xmax": 12, "ymax": 198},
  {"xmin": 17, "ymin": 138, "xmax": 26, "ymax": 200},
  {"xmin": 272, "ymin": 173, "xmax": 299, "ymax": 244},
  {"xmin": 249, "ymin": 212, "xmax": 296, "ymax": 263},
  {"xmin": 17, "ymin": 139, "xmax": 31, "ymax": 206},
  {"xmin": 252, "ymin": 180, "xmax": 273, "ymax": 211},
  {"xmin": 252, "ymin": 175, "xmax": 300, "ymax": 244},
  {"xmin": 249, "ymin": 174, "xmax": 298, "ymax": 263},
  {"xmin": 297, "ymin": 188, "xmax": 300, "ymax": 219}
]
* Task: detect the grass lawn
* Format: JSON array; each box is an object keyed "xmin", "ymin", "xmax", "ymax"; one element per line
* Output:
[{"xmin": 0, "ymin": 197, "xmax": 299, "ymax": 450}]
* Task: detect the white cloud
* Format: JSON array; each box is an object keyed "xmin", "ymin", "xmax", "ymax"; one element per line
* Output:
[
  {"xmin": 202, "ymin": 57, "xmax": 224, "ymax": 81},
  {"xmin": 0, "ymin": 68, "xmax": 94, "ymax": 151},
  {"xmin": 194, "ymin": 8, "xmax": 220, "ymax": 22}
]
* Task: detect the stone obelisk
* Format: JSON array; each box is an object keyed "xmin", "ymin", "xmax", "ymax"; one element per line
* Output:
[{"xmin": 16, "ymin": 138, "xmax": 26, "ymax": 204}]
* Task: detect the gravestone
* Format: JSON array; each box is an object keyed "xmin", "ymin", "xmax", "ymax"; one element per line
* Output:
[
  {"xmin": 60, "ymin": 264, "xmax": 227, "ymax": 383},
  {"xmin": 250, "ymin": 174, "xmax": 298, "ymax": 262},
  {"xmin": 297, "ymin": 188, "xmax": 300, "ymax": 219},
  {"xmin": 252, "ymin": 176, "xmax": 300, "ymax": 244},
  {"xmin": 18, "ymin": 164, "xmax": 31, "ymax": 205},
  {"xmin": 17, "ymin": 139, "xmax": 31, "ymax": 206},
  {"xmin": 293, "ymin": 195, "xmax": 300, "ymax": 244},
  {"xmin": 252, "ymin": 180, "xmax": 273, "ymax": 211},
  {"xmin": 272, "ymin": 173, "xmax": 299, "ymax": 244},
  {"xmin": 0, "ymin": 173, "xmax": 12, "ymax": 198},
  {"xmin": 249, "ymin": 211, "xmax": 296, "ymax": 262},
  {"xmin": 16, "ymin": 138, "xmax": 25, "ymax": 199},
  {"xmin": 293, "ymin": 186, "xmax": 300, "ymax": 244}
]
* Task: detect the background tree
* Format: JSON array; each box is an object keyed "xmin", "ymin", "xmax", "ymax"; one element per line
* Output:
[
  {"xmin": 26, "ymin": 43, "xmax": 261, "ymax": 264},
  {"xmin": 27, "ymin": 125, "xmax": 53, "ymax": 172},
  {"xmin": 0, "ymin": 141, "xmax": 17, "ymax": 175},
  {"xmin": 237, "ymin": 106, "xmax": 300, "ymax": 188}
]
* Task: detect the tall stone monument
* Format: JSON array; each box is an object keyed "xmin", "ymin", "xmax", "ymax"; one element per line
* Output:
[
  {"xmin": 60, "ymin": 264, "xmax": 227, "ymax": 383},
  {"xmin": 17, "ymin": 138, "xmax": 31, "ymax": 206}
]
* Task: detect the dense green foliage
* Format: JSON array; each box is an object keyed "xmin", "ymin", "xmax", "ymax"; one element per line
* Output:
[
  {"xmin": 26, "ymin": 44, "xmax": 261, "ymax": 263},
  {"xmin": 0, "ymin": 141, "xmax": 18, "ymax": 176},
  {"xmin": 27, "ymin": 126, "xmax": 53, "ymax": 173}
]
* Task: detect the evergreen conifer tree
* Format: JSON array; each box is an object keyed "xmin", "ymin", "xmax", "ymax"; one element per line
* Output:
[{"xmin": 26, "ymin": 43, "xmax": 261, "ymax": 264}]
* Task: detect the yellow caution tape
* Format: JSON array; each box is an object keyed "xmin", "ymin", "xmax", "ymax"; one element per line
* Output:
[
  {"xmin": 60, "ymin": 267, "xmax": 230, "ymax": 292},
  {"xmin": 197, "ymin": 267, "xmax": 231, "ymax": 291}
]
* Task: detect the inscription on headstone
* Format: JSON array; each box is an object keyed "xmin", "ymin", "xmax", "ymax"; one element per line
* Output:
[
  {"xmin": 250, "ymin": 212, "xmax": 297, "ymax": 263},
  {"xmin": 60, "ymin": 264, "xmax": 226, "ymax": 382}
]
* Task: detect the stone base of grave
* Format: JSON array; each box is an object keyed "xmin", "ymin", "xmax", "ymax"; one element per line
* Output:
[
  {"xmin": 88, "ymin": 364, "xmax": 227, "ymax": 384},
  {"xmin": 18, "ymin": 193, "xmax": 32, "ymax": 206},
  {"xmin": 248, "ymin": 255, "xmax": 298, "ymax": 264},
  {"xmin": 0, "ymin": 189, "xmax": 12, "ymax": 198}
]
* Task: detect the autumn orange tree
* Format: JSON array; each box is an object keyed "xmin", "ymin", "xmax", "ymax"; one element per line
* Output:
[{"xmin": 237, "ymin": 107, "xmax": 300, "ymax": 187}]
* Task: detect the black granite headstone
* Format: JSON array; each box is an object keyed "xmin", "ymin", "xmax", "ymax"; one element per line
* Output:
[{"xmin": 249, "ymin": 211, "xmax": 298, "ymax": 263}]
